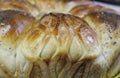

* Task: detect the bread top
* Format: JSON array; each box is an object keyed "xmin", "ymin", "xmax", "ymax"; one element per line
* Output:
[
  {"xmin": 0, "ymin": 9, "xmax": 120, "ymax": 61},
  {"xmin": 1, "ymin": 0, "xmax": 119, "ymax": 18}
]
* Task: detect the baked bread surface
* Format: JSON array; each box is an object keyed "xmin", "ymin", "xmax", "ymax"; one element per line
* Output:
[{"xmin": 0, "ymin": 0, "xmax": 120, "ymax": 78}]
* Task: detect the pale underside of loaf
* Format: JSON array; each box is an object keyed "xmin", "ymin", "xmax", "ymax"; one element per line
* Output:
[{"xmin": 0, "ymin": 0, "xmax": 120, "ymax": 78}]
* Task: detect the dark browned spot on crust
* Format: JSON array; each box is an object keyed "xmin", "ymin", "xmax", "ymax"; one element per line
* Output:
[{"xmin": 113, "ymin": 41, "xmax": 117, "ymax": 45}]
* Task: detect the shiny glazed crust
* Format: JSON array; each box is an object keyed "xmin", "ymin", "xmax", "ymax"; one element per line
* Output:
[{"xmin": 0, "ymin": 0, "xmax": 120, "ymax": 78}]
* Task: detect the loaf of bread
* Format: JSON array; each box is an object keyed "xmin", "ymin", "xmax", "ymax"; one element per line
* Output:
[{"xmin": 0, "ymin": 0, "xmax": 120, "ymax": 78}]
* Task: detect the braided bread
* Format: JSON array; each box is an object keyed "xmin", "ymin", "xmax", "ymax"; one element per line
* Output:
[{"xmin": 0, "ymin": 0, "xmax": 120, "ymax": 78}]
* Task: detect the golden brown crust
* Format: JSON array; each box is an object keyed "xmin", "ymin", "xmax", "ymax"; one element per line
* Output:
[
  {"xmin": 0, "ymin": 0, "xmax": 120, "ymax": 78},
  {"xmin": 0, "ymin": 10, "xmax": 35, "ymax": 78},
  {"xmin": 21, "ymin": 13, "xmax": 99, "ymax": 61},
  {"xmin": 0, "ymin": 0, "xmax": 39, "ymax": 17},
  {"xmin": 0, "ymin": 10, "xmax": 35, "ymax": 42}
]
